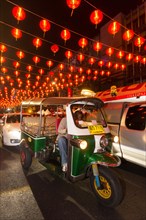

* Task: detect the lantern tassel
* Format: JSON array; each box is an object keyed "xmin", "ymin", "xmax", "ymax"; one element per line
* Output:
[
  {"xmin": 71, "ymin": 9, "xmax": 74, "ymax": 17},
  {"xmin": 43, "ymin": 32, "xmax": 46, "ymax": 38}
]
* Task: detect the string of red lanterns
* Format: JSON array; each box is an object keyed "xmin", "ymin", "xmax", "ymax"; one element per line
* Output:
[{"xmin": 1, "ymin": 2, "xmax": 146, "ymax": 105}]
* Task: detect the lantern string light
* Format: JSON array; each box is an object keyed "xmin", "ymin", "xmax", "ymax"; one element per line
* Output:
[
  {"xmin": 6, "ymin": 0, "xmax": 146, "ymax": 42},
  {"xmin": 2, "ymin": 42, "xmax": 145, "ymax": 83},
  {"xmin": 1, "ymin": 20, "xmax": 145, "ymax": 64},
  {"xmin": 1, "ymin": 36, "xmax": 145, "ymax": 78}
]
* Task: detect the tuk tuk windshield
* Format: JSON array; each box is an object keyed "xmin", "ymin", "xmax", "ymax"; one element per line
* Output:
[{"xmin": 71, "ymin": 104, "xmax": 106, "ymax": 128}]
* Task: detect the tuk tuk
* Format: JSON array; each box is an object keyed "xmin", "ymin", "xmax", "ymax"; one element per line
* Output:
[{"xmin": 20, "ymin": 97, "xmax": 124, "ymax": 207}]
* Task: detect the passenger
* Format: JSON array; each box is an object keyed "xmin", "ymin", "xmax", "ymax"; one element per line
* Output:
[
  {"xmin": 57, "ymin": 110, "xmax": 68, "ymax": 172},
  {"xmin": 74, "ymin": 110, "xmax": 84, "ymax": 127}
]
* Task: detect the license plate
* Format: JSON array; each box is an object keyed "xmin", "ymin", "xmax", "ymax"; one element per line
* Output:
[{"xmin": 88, "ymin": 125, "xmax": 104, "ymax": 134}]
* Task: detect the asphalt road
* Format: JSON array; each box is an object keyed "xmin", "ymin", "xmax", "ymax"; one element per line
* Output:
[{"xmin": 0, "ymin": 142, "xmax": 146, "ymax": 220}]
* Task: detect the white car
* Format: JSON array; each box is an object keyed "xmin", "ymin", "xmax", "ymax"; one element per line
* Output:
[{"xmin": 2, "ymin": 113, "xmax": 29, "ymax": 146}]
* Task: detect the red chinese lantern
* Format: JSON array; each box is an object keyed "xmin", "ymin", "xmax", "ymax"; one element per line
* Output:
[
  {"xmin": 77, "ymin": 53, "xmax": 85, "ymax": 63},
  {"xmin": 116, "ymin": 50, "xmax": 125, "ymax": 59},
  {"xmin": 58, "ymin": 63, "xmax": 65, "ymax": 71},
  {"xmin": 59, "ymin": 73, "xmax": 63, "ymax": 78},
  {"xmin": 88, "ymin": 57, "xmax": 95, "ymax": 66},
  {"xmin": 65, "ymin": 50, "xmax": 73, "ymax": 60},
  {"xmin": 93, "ymin": 76, "xmax": 97, "ymax": 81},
  {"xmin": 25, "ymin": 73, "xmax": 31, "ymax": 79},
  {"xmin": 126, "ymin": 53, "xmax": 133, "ymax": 62},
  {"xmin": 6, "ymin": 76, "xmax": 10, "ymax": 81},
  {"xmin": 106, "ymin": 47, "xmax": 114, "ymax": 57},
  {"xmin": 35, "ymin": 81, "xmax": 39, "ymax": 87},
  {"xmin": 134, "ymin": 55, "xmax": 142, "ymax": 63},
  {"xmin": 93, "ymin": 70, "xmax": 98, "ymax": 76},
  {"xmin": 134, "ymin": 37, "xmax": 145, "ymax": 48},
  {"xmin": 16, "ymin": 51, "xmax": 25, "ymax": 59},
  {"xmin": 49, "ymin": 71, "xmax": 54, "ymax": 77},
  {"xmin": 106, "ymin": 71, "xmax": 111, "ymax": 76},
  {"xmin": 93, "ymin": 42, "xmax": 102, "ymax": 52},
  {"xmin": 12, "ymin": 6, "xmax": 26, "ymax": 23},
  {"xmin": 98, "ymin": 60, "xmax": 104, "ymax": 67},
  {"xmin": 38, "ymin": 68, "xmax": 44, "ymax": 75},
  {"xmin": 33, "ymin": 38, "xmax": 42, "ymax": 49},
  {"xmin": 108, "ymin": 21, "xmax": 120, "ymax": 35},
  {"xmin": 0, "ymin": 44, "xmax": 7, "ymax": 53},
  {"xmin": 26, "ymin": 65, "xmax": 33, "ymax": 72},
  {"xmin": 13, "ymin": 61, "xmax": 20, "ymax": 69},
  {"xmin": 1, "ymin": 67, "xmax": 8, "ymax": 74},
  {"xmin": 32, "ymin": 56, "xmax": 40, "ymax": 65},
  {"xmin": 66, "ymin": 0, "xmax": 81, "ymax": 15},
  {"xmin": 0, "ymin": 56, "xmax": 6, "ymax": 65},
  {"xmin": 11, "ymin": 28, "xmax": 22, "ymax": 40},
  {"xmin": 10, "ymin": 79, "xmax": 14, "ymax": 86},
  {"xmin": 45, "ymin": 77, "xmax": 50, "ymax": 82},
  {"xmin": 69, "ymin": 66, "xmax": 75, "ymax": 73},
  {"xmin": 121, "ymin": 64, "xmax": 126, "ymax": 71},
  {"xmin": 67, "ymin": 73, "xmax": 72, "ymax": 79},
  {"xmin": 113, "ymin": 63, "xmax": 119, "ymax": 70},
  {"xmin": 60, "ymin": 29, "xmax": 71, "ymax": 43},
  {"xmin": 141, "ymin": 57, "xmax": 146, "ymax": 65},
  {"xmin": 14, "ymin": 70, "xmax": 20, "ymax": 77},
  {"xmin": 51, "ymin": 44, "xmax": 59, "ymax": 55},
  {"xmin": 36, "ymin": 75, "xmax": 41, "ymax": 81},
  {"xmin": 123, "ymin": 29, "xmax": 134, "ymax": 41},
  {"xmin": 86, "ymin": 68, "xmax": 92, "ymax": 75},
  {"xmin": 106, "ymin": 61, "xmax": 112, "ymax": 69},
  {"xmin": 46, "ymin": 60, "xmax": 53, "ymax": 68},
  {"xmin": 39, "ymin": 19, "xmax": 51, "ymax": 37},
  {"xmin": 78, "ymin": 67, "xmax": 84, "ymax": 74},
  {"xmin": 78, "ymin": 38, "xmax": 88, "ymax": 49},
  {"xmin": 100, "ymin": 70, "xmax": 105, "ymax": 76},
  {"xmin": 90, "ymin": 10, "xmax": 103, "ymax": 27}
]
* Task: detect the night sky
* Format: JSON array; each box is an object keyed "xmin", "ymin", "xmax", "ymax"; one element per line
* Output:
[{"xmin": 0, "ymin": 0, "xmax": 145, "ymax": 98}]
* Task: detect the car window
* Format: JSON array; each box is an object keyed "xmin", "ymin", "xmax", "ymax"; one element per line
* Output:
[
  {"xmin": 7, "ymin": 115, "xmax": 20, "ymax": 123},
  {"xmin": 125, "ymin": 105, "xmax": 146, "ymax": 131}
]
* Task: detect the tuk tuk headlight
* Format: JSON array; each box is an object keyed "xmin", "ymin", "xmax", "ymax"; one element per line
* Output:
[
  {"xmin": 100, "ymin": 136, "xmax": 109, "ymax": 149},
  {"xmin": 79, "ymin": 140, "xmax": 87, "ymax": 150},
  {"xmin": 70, "ymin": 139, "xmax": 87, "ymax": 150}
]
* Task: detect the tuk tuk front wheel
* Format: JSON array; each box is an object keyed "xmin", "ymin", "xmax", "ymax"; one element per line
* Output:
[
  {"xmin": 20, "ymin": 145, "xmax": 32, "ymax": 170},
  {"xmin": 90, "ymin": 166, "xmax": 123, "ymax": 208}
]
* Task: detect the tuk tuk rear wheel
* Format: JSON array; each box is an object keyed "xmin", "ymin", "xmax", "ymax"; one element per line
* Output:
[
  {"xmin": 20, "ymin": 146, "xmax": 32, "ymax": 170},
  {"xmin": 90, "ymin": 166, "xmax": 123, "ymax": 208}
]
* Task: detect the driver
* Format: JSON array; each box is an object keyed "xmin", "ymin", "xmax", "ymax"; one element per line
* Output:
[{"xmin": 56, "ymin": 108, "xmax": 68, "ymax": 172}]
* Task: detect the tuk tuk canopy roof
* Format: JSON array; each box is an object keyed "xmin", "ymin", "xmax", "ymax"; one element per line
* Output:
[{"xmin": 21, "ymin": 97, "xmax": 104, "ymax": 108}]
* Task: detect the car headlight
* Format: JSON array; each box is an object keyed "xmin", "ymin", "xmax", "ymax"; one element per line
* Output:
[
  {"xmin": 100, "ymin": 135, "xmax": 109, "ymax": 149},
  {"xmin": 113, "ymin": 135, "xmax": 119, "ymax": 143}
]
